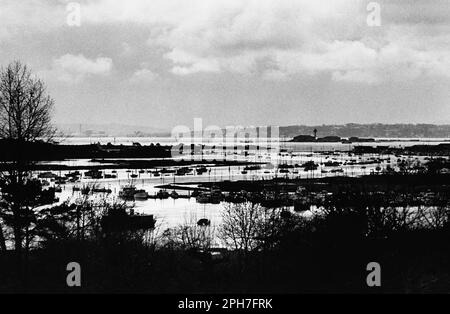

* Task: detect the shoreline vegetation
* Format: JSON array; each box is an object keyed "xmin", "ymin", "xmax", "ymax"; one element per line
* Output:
[
  {"xmin": 0, "ymin": 138, "xmax": 449, "ymax": 161},
  {"xmin": 0, "ymin": 139, "xmax": 262, "ymax": 171},
  {"xmin": 2, "ymin": 169, "xmax": 450, "ymax": 293}
]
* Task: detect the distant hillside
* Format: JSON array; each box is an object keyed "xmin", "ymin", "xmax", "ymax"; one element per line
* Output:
[
  {"xmin": 56, "ymin": 123, "xmax": 450, "ymax": 139},
  {"xmin": 280, "ymin": 124, "xmax": 450, "ymax": 139}
]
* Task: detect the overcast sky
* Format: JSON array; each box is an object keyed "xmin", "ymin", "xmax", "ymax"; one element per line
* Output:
[{"xmin": 1, "ymin": 0, "xmax": 449, "ymax": 129}]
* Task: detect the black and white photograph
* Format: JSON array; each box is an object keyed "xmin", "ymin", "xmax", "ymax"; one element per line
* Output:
[{"xmin": 0, "ymin": 0, "xmax": 450, "ymax": 303}]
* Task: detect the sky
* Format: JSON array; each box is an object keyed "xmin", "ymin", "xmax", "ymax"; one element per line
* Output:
[{"xmin": 0, "ymin": 0, "xmax": 449, "ymax": 129}]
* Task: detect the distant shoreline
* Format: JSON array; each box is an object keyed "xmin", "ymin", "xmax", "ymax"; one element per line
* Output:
[
  {"xmin": 289, "ymin": 136, "xmax": 450, "ymax": 143},
  {"xmin": 57, "ymin": 123, "xmax": 450, "ymax": 140}
]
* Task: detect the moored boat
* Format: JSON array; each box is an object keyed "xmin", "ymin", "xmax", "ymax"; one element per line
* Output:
[
  {"xmin": 134, "ymin": 190, "xmax": 149, "ymax": 200},
  {"xmin": 156, "ymin": 189, "xmax": 170, "ymax": 199}
]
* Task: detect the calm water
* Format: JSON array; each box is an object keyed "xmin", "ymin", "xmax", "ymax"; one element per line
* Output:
[
  {"xmin": 41, "ymin": 136, "xmax": 450, "ymax": 231},
  {"xmin": 56, "ymin": 136, "xmax": 450, "ymax": 150}
]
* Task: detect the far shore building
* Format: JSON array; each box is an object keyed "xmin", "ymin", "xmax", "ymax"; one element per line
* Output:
[
  {"xmin": 316, "ymin": 136, "xmax": 341, "ymax": 142},
  {"xmin": 291, "ymin": 135, "xmax": 316, "ymax": 142}
]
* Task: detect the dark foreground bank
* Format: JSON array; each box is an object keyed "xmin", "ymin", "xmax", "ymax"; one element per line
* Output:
[{"xmin": 1, "ymin": 190, "xmax": 450, "ymax": 294}]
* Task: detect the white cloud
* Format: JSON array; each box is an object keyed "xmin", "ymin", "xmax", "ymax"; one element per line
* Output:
[
  {"xmin": 2, "ymin": 0, "xmax": 450, "ymax": 84},
  {"xmin": 121, "ymin": 0, "xmax": 448, "ymax": 84},
  {"xmin": 49, "ymin": 54, "xmax": 113, "ymax": 83}
]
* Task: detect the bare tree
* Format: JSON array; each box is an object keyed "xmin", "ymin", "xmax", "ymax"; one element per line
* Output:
[
  {"xmin": 0, "ymin": 61, "xmax": 55, "ymax": 142},
  {"xmin": 162, "ymin": 214, "xmax": 215, "ymax": 251},
  {"xmin": 0, "ymin": 61, "xmax": 55, "ymax": 254},
  {"xmin": 219, "ymin": 202, "xmax": 282, "ymax": 252}
]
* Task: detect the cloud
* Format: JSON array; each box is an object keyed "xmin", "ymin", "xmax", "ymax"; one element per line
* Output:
[
  {"xmin": 0, "ymin": 0, "xmax": 65, "ymax": 40},
  {"xmin": 129, "ymin": 67, "xmax": 158, "ymax": 83},
  {"xmin": 2, "ymin": 0, "xmax": 450, "ymax": 84},
  {"xmin": 328, "ymin": 41, "xmax": 450, "ymax": 84},
  {"xmin": 132, "ymin": 0, "xmax": 449, "ymax": 83},
  {"xmin": 48, "ymin": 54, "xmax": 113, "ymax": 83}
]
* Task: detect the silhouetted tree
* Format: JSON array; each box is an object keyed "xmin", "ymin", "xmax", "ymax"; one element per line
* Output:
[
  {"xmin": 219, "ymin": 202, "xmax": 284, "ymax": 253},
  {"xmin": 162, "ymin": 215, "xmax": 215, "ymax": 251},
  {"xmin": 0, "ymin": 61, "xmax": 55, "ymax": 255},
  {"xmin": 0, "ymin": 61, "xmax": 55, "ymax": 142}
]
